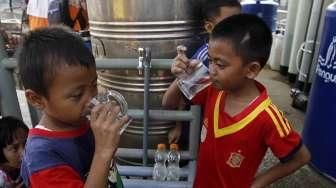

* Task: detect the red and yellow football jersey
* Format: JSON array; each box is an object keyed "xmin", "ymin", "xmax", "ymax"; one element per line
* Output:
[{"xmin": 192, "ymin": 81, "xmax": 301, "ymax": 188}]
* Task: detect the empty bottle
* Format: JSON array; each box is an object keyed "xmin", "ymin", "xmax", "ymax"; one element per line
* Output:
[
  {"xmin": 166, "ymin": 143, "xmax": 181, "ymax": 181},
  {"xmin": 152, "ymin": 143, "xmax": 168, "ymax": 181}
]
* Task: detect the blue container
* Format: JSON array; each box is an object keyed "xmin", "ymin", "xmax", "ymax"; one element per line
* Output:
[
  {"xmin": 241, "ymin": 0, "xmax": 278, "ymax": 32},
  {"xmin": 79, "ymin": 30, "xmax": 92, "ymax": 51},
  {"xmin": 303, "ymin": 2, "xmax": 336, "ymax": 182}
]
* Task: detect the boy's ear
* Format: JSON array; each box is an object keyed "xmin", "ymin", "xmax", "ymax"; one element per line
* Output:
[
  {"xmin": 245, "ymin": 61, "xmax": 261, "ymax": 79},
  {"xmin": 204, "ymin": 21, "xmax": 214, "ymax": 33},
  {"xmin": 25, "ymin": 89, "xmax": 45, "ymax": 110}
]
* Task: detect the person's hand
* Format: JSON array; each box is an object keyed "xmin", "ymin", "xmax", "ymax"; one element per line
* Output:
[
  {"xmin": 168, "ymin": 123, "xmax": 182, "ymax": 144},
  {"xmin": 171, "ymin": 52, "xmax": 190, "ymax": 77},
  {"xmin": 90, "ymin": 102, "xmax": 129, "ymax": 159}
]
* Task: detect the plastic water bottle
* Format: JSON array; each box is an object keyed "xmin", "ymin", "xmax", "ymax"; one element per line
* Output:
[
  {"xmin": 166, "ymin": 143, "xmax": 181, "ymax": 181},
  {"xmin": 152, "ymin": 143, "xmax": 168, "ymax": 181}
]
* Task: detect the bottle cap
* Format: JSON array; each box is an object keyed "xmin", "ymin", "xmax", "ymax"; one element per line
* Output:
[
  {"xmin": 157, "ymin": 143, "xmax": 166, "ymax": 150},
  {"xmin": 170, "ymin": 143, "xmax": 179, "ymax": 150}
]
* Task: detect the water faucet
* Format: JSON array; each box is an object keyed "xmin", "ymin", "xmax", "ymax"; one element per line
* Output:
[{"xmin": 138, "ymin": 47, "xmax": 151, "ymax": 75}]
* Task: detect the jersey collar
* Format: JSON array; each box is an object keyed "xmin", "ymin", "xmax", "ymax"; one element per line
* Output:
[{"xmin": 213, "ymin": 81, "xmax": 271, "ymax": 138}]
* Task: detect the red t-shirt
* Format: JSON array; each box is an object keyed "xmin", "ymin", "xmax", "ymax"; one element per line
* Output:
[{"xmin": 192, "ymin": 82, "xmax": 301, "ymax": 188}]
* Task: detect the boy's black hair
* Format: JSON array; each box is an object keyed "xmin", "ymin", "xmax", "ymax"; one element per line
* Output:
[
  {"xmin": 0, "ymin": 116, "xmax": 29, "ymax": 163},
  {"xmin": 18, "ymin": 26, "xmax": 95, "ymax": 97},
  {"xmin": 202, "ymin": 0, "xmax": 241, "ymax": 20},
  {"xmin": 210, "ymin": 14, "xmax": 272, "ymax": 67}
]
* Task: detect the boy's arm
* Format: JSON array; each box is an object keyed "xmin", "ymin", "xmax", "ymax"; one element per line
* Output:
[
  {"xmin": 251, "ymin": 145, "xmax": 310, "ymax": 188},
  {"xmin": 162, "ymin": 79, "xmax": 185, "ymax": 109},
  {"xmin": 85, "ymin": 103, "xmax": 129, "ymax": 188},
  {"xmin": 162, "ymin": 52, "xmax": 190, "ymax": 109}
]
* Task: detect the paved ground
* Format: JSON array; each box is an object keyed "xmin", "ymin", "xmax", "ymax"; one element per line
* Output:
[
  {"xmin": 257, "ymin": 68, "xmax": 336, "ymax": 188},
  {"xmin": 14, "ymin": 67, "xmax": 336, "ymax": 187}
]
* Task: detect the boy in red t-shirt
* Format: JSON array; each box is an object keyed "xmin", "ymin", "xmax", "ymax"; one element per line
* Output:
[{"xmin": 163, "ymin": 14, "xmax": 311, "ymax": 188}]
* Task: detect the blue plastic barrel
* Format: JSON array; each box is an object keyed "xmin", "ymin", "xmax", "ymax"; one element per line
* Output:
[
  {"xmin": 241, "ymin": 0, "xmax": 278, "ymax": 32},
  {"xmin": 303, "ymin": 2, "xmax": 336, "ymax": 182}
]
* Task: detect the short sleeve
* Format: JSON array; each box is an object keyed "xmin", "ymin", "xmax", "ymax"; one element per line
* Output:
[
  {"xmin": 30, "ymin": 165, "xmax": 84, "ymax": 188},
  {"xmin": 263, "ymin": 104, "xmax": 302, "ymax": 162}
]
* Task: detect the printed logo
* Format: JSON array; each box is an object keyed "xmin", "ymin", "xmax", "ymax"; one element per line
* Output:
[
  {"xmin": 317, "ymin": 36, "xmax": 336, "ymax": 83},
  {"xmin": 226, "ymin": 150, "xmax": 245, "ymax": 168}
]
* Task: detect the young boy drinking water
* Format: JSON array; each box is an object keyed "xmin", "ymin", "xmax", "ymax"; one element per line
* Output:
[
  {"xmin": 163, "ymin": 14, "xmax": 311, "ymax": 188},
  {"xmin": 165, "ymin": 0, "xmax": 242, "ymax": 144},
  {"xmin": 18, "ymin": 26, "xmax": 128, "ymax": 188}
]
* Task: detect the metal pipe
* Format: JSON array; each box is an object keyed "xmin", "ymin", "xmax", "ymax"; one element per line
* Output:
[
  {"xmin": 1, "ymin": 58, "xmax": 172, "ymax": 70},
  {"xmin": 287, "ymin": 0, "xmax": 314, "ymax": 81},
  {"xmin": 95, "ymin": 58, "xmax": 172, "ymax": 70},
  {"xmin": 1, "ymin": 58, "xmax": 16, "ymax": 69},
  {"xmin": 127, "ymin": 109, "xmax": 195, "ymax": 121},
  {"xmin": 298, "ymin": 0, "xmax": 324, "ymax": 85},
  {"xmin": 116, "ymin": 148, "xmax": 192, "ymax": 160},
  {"xmin": 1, "ymin": 59, "xmax": 41, "ymax": 125},
  {"xmin": 0, "ymin": 61, "xmax": 22, "ymax": 119},
  {"xmin": 117, "ymin": 164, "xmax": 190, "ymax": 177},
  {"xmin": 139, "ymin": 47, "xmax": 152, "ymax": 166},
  {"xmin": 187, "ymin": 160, "xmax": 196, "ymax": 184},
  {"xmin": 9, "ymin": 0, "xmax": 13, "ymax": 12},
  {"xmin": 122, "ymin": 179, "xmax": 189, "ymax": 188},
  {"xmin": 0, "ymin": 35, "xmax": 8, "ymax": 60},
  {"xmin": 0, "ymin": 42, "xmax": 19, "ymax": 118},
  {"xmin": 280, "ymin": 0, "xmax": 300, "ymax": 74},
  {"xmin": 189, "ymin": 106, "xmax": 201, "ymax": 159}
]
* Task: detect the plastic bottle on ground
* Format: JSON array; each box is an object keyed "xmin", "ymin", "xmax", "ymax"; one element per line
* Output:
[
  {"xmin": 152, "ymin": 143, "xmax": 168, "ymax": 181},
  {"xmin": 166, "ymin": 143, "xmax": 181, "ymax": 181}
]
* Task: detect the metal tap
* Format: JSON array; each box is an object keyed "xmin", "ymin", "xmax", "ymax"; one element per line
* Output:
[{"xmin": 137, "ymin": 47, "xmax": 151, "ymax": 75}]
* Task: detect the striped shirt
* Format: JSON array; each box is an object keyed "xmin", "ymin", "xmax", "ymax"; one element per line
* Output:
[{"xmin": 192, "ymin": 43, "xmax": 209, "ymax": 67}]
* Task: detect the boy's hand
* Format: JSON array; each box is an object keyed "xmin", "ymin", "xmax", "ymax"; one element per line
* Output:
[
  {"xmin": 168, "ymin": 123, "xmax": 182, "ymax": 144},
  {"xmin": 90, "ymin": 102, "xmax": 129, "ymax": 159},
  {"xmin": 172, "ymin": 45, "xmax": 202, "ymax": 77},
  {"xmin": 172, "ymin": 52, "xmax": 190, "ymax": 77}
]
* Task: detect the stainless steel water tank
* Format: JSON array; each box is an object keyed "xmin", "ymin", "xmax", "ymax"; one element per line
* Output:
[{"xmin": 86, "ymin": 0, "xmax": 203, "ymax": 159}]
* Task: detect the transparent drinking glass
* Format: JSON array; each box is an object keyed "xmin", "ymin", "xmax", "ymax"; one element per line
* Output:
[
  {"xmin": 87, "ymin": 89, "xmax": 131, "ymax": 135},
  {"xmin": 177, "ymin": 62, "xmax": 211, "ymax": 100}
]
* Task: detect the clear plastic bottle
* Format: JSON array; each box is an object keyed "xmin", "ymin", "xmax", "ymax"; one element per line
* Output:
[
  {"xmin": 152, "ymin": 143, "xmax": 168, "ymax": 181},
  {"xmin": 166, "ymin": 143, "xmax": 181, "ymax": 181}
]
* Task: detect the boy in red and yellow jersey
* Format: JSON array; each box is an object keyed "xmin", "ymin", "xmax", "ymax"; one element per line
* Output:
[{"xmin": 163, "ymin": 14, "xmax": 311, "ymax": 188}]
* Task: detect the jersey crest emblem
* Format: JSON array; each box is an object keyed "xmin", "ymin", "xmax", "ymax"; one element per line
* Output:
[{"xmin": 226, "ymin": 151, "xmax": 245, "ymax": 168}]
